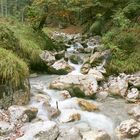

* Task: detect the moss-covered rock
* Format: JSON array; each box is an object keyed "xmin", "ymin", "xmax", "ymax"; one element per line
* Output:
[
  {"xmin": 0, "ymin": 48, "xmax": 30, "ymax": 109},
  {"xmin": 69, "ymin": 54, "xmax": 83, "ymax": 64}
]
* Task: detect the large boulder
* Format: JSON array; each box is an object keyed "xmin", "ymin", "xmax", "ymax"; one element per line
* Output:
[
  {"xmin": 40, "ymin": 50, "xmax": 56, "ymax": 65},
  {"xmin": 83, "ymin": 50, "xmax": 110, "ymax": 67},
  {"xmin": 50, "ymin": 75, "xmax": 98, "ymax": 97},
  {"xmin": 8, "ymin": 105, "xmax": 38, "ymax": 123},
  {"xmin": 126, "ymin": 88, "xmax": 140, "ymax": 103},
  {"xmin": 48, "ymin": 59, "xmax": 73, "ymax": 74},
  {"xmin": 108, "ymin": 77, "xmax": 128, "ymax": 97},
  {"xmin": 88, "ymin": 69, "xmax": 104, "ymax": 81},
  {"xmin": 116, "ymin": 119, "xmax": 140, "ymax": 139},
  {"xmin": 17, "ymin": 121, "xmax": 59, "ymax": 140}
]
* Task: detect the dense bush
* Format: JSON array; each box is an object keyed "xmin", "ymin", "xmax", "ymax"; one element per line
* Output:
[{"xmin": 103, "ymin": 26, "xmax": 140, "ymax": 74}]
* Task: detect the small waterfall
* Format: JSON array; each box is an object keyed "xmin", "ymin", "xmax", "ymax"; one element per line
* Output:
[{"xmin": 68, "ymin": 60, "xmax": 83, "ymax": 75}]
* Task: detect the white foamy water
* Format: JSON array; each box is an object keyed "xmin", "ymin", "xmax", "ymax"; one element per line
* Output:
[
  {"xmin": 68, "ymin": 60, "xmax": 83, "ymax": 75},
  {"xmin": 28, "ymin": 81, "xmax": 114, "ymax": 136},
  {"xmin": 67, "ymin": 45, "xmax": 75, "ymax": 53}
]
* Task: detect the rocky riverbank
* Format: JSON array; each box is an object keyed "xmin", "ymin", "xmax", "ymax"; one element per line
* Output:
[{"xmin": 0, "ymin": 32, "xmax": 140, "ymax": 140}]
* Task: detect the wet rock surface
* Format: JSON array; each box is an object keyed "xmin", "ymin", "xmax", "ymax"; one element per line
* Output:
[
  {"xmin": 49, "ymin": 74, "xmax": 98, "ymax": 97},
  {"xmin": 77, "ymin": 98, "xmax": 98, "ymax": 111},
  {"xmin": 49, "ymin": 59, "xmax": 73, "ymax": 74}
]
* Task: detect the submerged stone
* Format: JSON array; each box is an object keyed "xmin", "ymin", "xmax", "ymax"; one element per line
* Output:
[{"xmin": 77, "ymin": 99, "xmax": 98, "ymax": 112}]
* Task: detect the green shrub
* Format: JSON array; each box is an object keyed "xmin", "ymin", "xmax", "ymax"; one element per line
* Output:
[
  {"xmin": 103, "ymin": 27, "xmax": 140, "ymax": 74},
  {"xmin": 0, "ymin": 25, "xmax": 20, "ymax": 51}
]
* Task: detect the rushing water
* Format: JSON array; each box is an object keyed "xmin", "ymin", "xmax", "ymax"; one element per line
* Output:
[
  {"xmin": 29, "ymin": 72, "xmax": 135, "ymax": 140},
  {"xmin": 28, "ymin": 33, "xmax": 137, "ymax": 140},
  {"xmin": 68, "ymin": 60, "xmax": 83, "ymax": 75}
]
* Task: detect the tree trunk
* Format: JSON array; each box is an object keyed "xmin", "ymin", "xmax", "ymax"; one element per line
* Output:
[
  {"xmin": 1, "ymin": 0, "xmax": 4, "ymax": 17},
  {"xmin": 5, "ymin": 0, "xmax": 8, "ymax": 17}
]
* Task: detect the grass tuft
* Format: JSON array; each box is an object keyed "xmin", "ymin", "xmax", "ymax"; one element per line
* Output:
[{"xmin": 0, "ymin": 48, "xmax": 29, "ymax": 87}]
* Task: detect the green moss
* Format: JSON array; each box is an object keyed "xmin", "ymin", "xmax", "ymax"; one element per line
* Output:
[
  {"xmin": 67, "ymin": 87, "xmax": 85, "ymax": 98},
  {"xmin": 0, "ymin": 48, "xmax": 29, "ymax": 87}
]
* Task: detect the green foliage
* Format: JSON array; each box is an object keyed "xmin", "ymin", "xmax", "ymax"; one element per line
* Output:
[
  {"xmin": 25, "ymin": 0, "xmax": 48, "ymax": 30},
  {"xmin": 112, "ymin": 10, "xmax": 131, "ymax": 29},
  {"xmin": 0, "ymin": 24, "xmax": 20, "ymax": 51},
  {"xmin": 0, "ymin": 48, "xmax": 29, "ymax": 87},
  {"xmin": 89, "ymin": 17, "xmax": 103, "ymax": 35},
  {"xmin": 0, "ymin": 24, "xmax": 42, "ymax": 68},
  {"xmin": 103, "ymin": 27, "xmax": 140, "ymax": 74}
]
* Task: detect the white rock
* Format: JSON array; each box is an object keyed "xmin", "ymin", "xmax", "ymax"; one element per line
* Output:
[
  {"xmin": 116, "ymin": 119, "xmax": 140, "ymax": 138},
  {"xmin": 17, "ymin": 121, "xmax": 59, "ymax": 140},
  {"xmin": 40, "ymin": 51, "xmax": 55, "ymax": 65},
  {"xmin": 57, "ymin": 127, "xmax": 82, "ymax": 140},
  {"xmin": 108, "ymin": 78, "xmax": 128, "ymax": 97},
  {"xmin": 0, "ymin": 121, "xmax": 14, "ymax": 135},
  {"xmin": 96, "ymin": 91, "xmax": 109, "ymax": 100},
  {"xmin": 88, "ymin": 68, "xmax": 104, "ymax": 81},
  {"xmin": 52, "ymin": 59, "xmax": 73, "ymax": 72},
  {"xmin": 8, "ymin": 105, "xmax": 38, "ymax": 123},
  {"xmin": 82, "ymin": 129, "xmax": 111, "ymax": 140},
  {"xmin": 8, "ymin": 105, "xmax": 28, "ymax": 123},
  {"xmin": 126, "ymin": 88, "xmax": 139, "ymax": 102},
  {"xmin": 128, "ymin": 76, "xmax": 140, "ymax": 89},
  {"xmin": 59, "ymin": 109, "xmax": 81, "ymax": 123},
  {"xmin": 50, "ymin": 75, "xmax": 98, "ymax": 97},
  {"xmin": 129, "ymin": 105, "xmax": 140, "ymax": 122}
]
